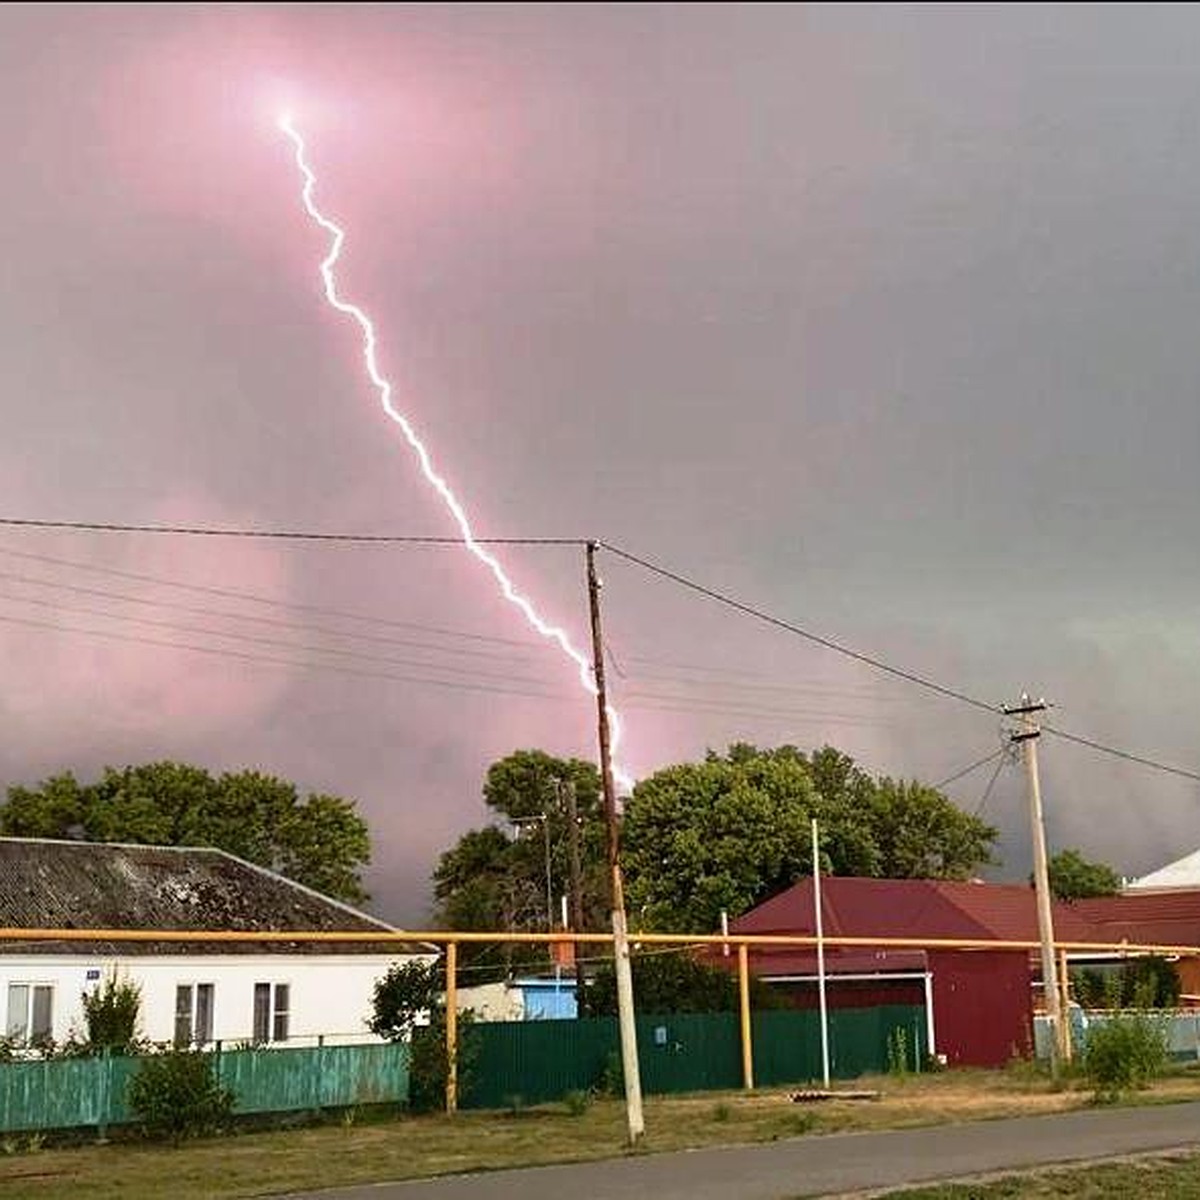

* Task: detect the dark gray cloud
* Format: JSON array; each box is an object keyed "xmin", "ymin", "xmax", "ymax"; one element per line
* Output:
[{"xmin": 3, "ymin": 4, "xmax": 1199, "ymax": 920}]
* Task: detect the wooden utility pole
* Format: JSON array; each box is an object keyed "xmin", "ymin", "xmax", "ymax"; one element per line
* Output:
[
  {"xmin": 562, "ymin": 777, "xmax": 587, "ymax": 998},
  {"xmin": 586, "ymin": 540, "xmax": 645, "ymax": 1143},
  {"xmin": 1005, "ymin": 693, "xmax": 1065, "ymax": 1072}
]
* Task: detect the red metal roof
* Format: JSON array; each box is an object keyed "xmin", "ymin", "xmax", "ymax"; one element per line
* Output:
[
  {"xmin": 732, "ymin": 876, "xmax": 1104, "ymax": 946},
  {"xmin": 1072, "ymin": 890, "xmax": 1200, "ymax": 947}
]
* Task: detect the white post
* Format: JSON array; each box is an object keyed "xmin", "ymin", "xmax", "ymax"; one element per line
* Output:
[
  {"xmin": 812, "ymin": 818, "xmax": 831, "ymax": 1088},
  {"xmin": 1011, "ymin": 695, "xmax": 1063, "ymax": 1071},
  {"xmin": 720, "ymin": 909, "xmax": 730, "ymax": 957},
  {"xmin": 923, "ymin": 971, "xmax": 937, "ymax": 1060}
]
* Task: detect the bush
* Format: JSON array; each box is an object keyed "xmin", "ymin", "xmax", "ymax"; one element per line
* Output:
[
  {"xmin": 1071, "ymin": 957, "xmax": 1181, "ymax": 1010},
  {"xmin": 581, "ymin": 952, "xmax": 788, "ymax": 1016},
  {"xmin": 80, "ymin": 972, "xmax": 143, "ymax": 1055},
  {"xmin": 127, "ymin": 1049, "xmax": 235, "ymax": 1144},
  {"xmin": 408, "ymin": 1010, "xmax": 479, "ymax": 1113},
  {"xmin": 1083, "ymin": 1011, "xmax": 1168, "ymax": 1101},
  {"xmin": 369, "ymin": 960, "xmax": 441, "ymax": 1042}
]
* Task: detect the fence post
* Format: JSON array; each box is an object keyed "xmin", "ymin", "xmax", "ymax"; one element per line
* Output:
[
  {"xmin": 97, "ymin": 1049, "xmax": 110, "ymax": 1142},
  {"xmin": 445, "ymin": 941, "xmax": 458, "ymax": 1113},
  {"xmin": 737, "ymin": 943, "xmax": 754, "ymax": 1090}
]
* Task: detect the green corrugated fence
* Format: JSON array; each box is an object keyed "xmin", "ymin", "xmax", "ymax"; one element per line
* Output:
[
  {"xmin": 0, "ymin": 1042, "xmax": 409, "ymax": 1135},
  {"xmin": 1, "ymin": 1008, "xmax": 927, "ymax": 1130},
  {"xmin": 462, "ymin": 1005, "xmax": 926, "ymax": 1109}
]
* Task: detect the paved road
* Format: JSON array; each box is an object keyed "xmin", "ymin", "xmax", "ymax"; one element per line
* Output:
[{"xmin": 282, "ymin": 1100, "xmax": 1200, "ymax": 1200}]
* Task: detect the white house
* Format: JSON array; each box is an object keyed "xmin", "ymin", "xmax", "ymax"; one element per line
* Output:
[
  {"xmin": 0, "ymin": 838, "xmax": 435, "ymax": 1048},
  {"xmin": 1128, "ymin": 848, "xmax": 1200, "ymax": 891}
]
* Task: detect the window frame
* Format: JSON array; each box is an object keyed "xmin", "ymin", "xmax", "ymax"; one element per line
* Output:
[
  {"xmin": 174, "ymin": 981, "xmax": 215, "ymax": 1047},
  {"xmin": 252, "ymin": 981, "xmax": 291, "ymax": 1044},
  {"xmin": 5, "ymin": 981, "xmax": 54, "ymax": 1046}
]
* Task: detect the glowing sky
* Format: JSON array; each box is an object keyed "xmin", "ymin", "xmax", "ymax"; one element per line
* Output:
[{"xmin": 3, "ymin": 4, "xmax": 1200, "ymax": 920}]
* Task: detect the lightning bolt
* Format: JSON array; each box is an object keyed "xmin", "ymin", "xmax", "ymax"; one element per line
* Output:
[{"xmin": 278, "ymin": 114, "xmax": 633, "ymax": 792}]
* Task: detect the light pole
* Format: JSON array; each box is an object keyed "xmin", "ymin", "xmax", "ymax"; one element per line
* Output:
[{"xmin": 510, "ymin": 814, "xmax": 554, "ymax": 934}]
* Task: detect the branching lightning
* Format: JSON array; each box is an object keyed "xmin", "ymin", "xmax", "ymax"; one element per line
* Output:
[{"xmin": 278, "ymin": 114, "xmax": 633, "ymax": 791}]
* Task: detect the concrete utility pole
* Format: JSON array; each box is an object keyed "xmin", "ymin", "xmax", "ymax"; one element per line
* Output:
[
  {"xmin": 586, "ymin": 540, "xmax": 645, "ymax": 1144},
  {"xmin": 1004, "ymin": 693, "xmax": 1065, "ymax": 1072},
  {"xmin": 561, "ymin": 776, "xmax": 587, "ymax": 998}
]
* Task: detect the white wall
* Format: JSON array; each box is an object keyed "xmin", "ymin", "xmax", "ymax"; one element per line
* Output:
[
  {"xmin": 456, "ymin": 981, "xmax": 524, "ymax": 1022},
  {"xmin": 1, "ymin": 953, "xmax": 431, "ymax": 1047}
]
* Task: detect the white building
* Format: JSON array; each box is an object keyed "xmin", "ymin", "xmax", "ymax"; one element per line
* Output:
[
  {"xmin": 1128, "ymin": 848, "xmax": 1200, "ymax": 891},
  {"xmin": 0, "ymin": 838, "xmax": 434, "ymax": 1048}
]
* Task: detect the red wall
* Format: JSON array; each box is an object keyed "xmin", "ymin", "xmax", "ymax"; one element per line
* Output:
[{"xmin": 929, "ymin": 950, "xmax": 1032, "ymax": 1067}]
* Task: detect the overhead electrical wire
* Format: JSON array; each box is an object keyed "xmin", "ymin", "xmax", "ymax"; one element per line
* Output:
[
  {"xmin": 0, "ymin": 588, "xmax": 561, "ymax": 689},
  {"xmin": 0, "ymin": 568, "xmax": 539, "ymax": 665},
  {"xmin": 0, "ymin": 517, "xmax": 583, "ymax": 546},
  {"xmin": 598, "ymin": 541, "xmax": 1000, "ymax": 716},
  {"xmin": 932, "ymin": 749, "xmax": 1005, "ymax": 792},
  {"xmin": 0, "ymin": 612, "xmax": 573, "ymax": 703},
  {"xmin": 0, "ymin": 545, "xmax": 542, "ymax": 649},
  {"xmin": 5, "ymin": 518, "xmax": 1199, "ymax": 783}
]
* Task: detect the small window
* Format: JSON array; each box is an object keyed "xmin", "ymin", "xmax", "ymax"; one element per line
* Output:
[
  {"xmin": 253, "ymin": 982, "xmax": 271, "ymax": 1044},
  {"xmin": 272, "ymin": 984, "xmax": 290, "ymax": 1043},
  {"xmin": 253, "ymin": 982, "xmax": 290, "ymax": 1044},
  {"xmin": 6, "ymin": 983, "xmax": 53, "ymax": 1045},
  {"xmin": 175, "ymin": 983, "xmax": 215, "ymax": 1047}
]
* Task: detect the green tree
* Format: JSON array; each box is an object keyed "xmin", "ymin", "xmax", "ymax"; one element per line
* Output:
[
  {"xmin": 620, "ymin": 748, "xmax": 819, "ymax": 932},
  {"xmin": 1, "ymin": 762, "xmax": 371, "ymax": 904},
  {"xmin": 580, "ymin": 952, "xmax": 788, "ymax": 1016},
  {"xmin": 432, "ymin": 750, "xmax": 607, "ymax": 981},
  {"xmin": 1047, "ymin": 848, "xmax": 1121, "ymax": 901},
  {"xmin": 622, "ymin": 744, "xmax": 998, "ymax": 932},
  {"xmin": 368, "ymin": 959, "xmax": 477, "ymax": 1112}
]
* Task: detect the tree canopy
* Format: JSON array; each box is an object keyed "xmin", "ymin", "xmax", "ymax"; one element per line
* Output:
[
  {"xmin": 434, "ymin": 743, "xmax": 999, "ymax": 953},
  {"xmin": 431, "ymin": 749, "xmax": 608, "ymax": 980},
  {"xmin": 621, "ymin": 743, "xmax": 998, "ymax": 931},
  {"xmin": 580, "ymin": 951, "xmax": 787, "ymax": 1016},
  {"xmin": 1, "ymin": 762, "xmax": 371, "ymax": 904},
  {"xmin": 1047, "ymin": 848, "xmax": 1121, "ymax": 902}
]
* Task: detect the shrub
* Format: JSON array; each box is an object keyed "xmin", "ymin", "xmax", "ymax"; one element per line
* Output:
[
  {"xmin": 886, "ymin": 1027, "xmax": 910, "ymax": 1079},
  {"xmin": 1071, "ymin": 957, "xmax": 1181, "ymax": 1010},
  {"xmin": 81, "ymin": 972, "xmax": 143, "ymax": 1055},
  {"xmin": 564, "ymin": 1089, "xmax": 591, "ymax": 1117},
  {"xmin": 1083, "ymin": 1011, "xmax": 1168, "ymax": 1101},
  {"xmin": 127, "ymin": 1049, "xmax": 235, "ymax": 1145},
  {"xmin": 369, "ymin": 960, "xmax": 441, "ymax": 1042},
  {"xmin": 408, "ymin": 1010, "xmax": 479, "ymax": 1113},
  {"xmin": 597, "ymin": 1049, "xmax": 624, "ymax": 1097}
]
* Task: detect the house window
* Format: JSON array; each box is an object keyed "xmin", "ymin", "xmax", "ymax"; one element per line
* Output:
[
  {"xmin": 6, "ymin": 983, "xmax": 53, "ymax": 1045},
  {"xmin": 253, "ymin": 982, "xmax": 290, "ymax": 1043},
  {"xmin": 174, "ymin": 983, "xmax": 214, "ymax": 1046}
]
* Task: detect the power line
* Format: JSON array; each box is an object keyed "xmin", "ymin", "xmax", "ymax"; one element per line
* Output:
[
  {"xmin": 0, "ymin": 590, "xmax": 562, "ymax": 690},
  {"xmin": 0, "ymin": 568, "xmax": 538, "ymax": 666},
  {"xmin": 933, "ymin": 749, "xmax": 1005, "ymax": 792},
  {"xmin": 0, "ymin": 546, "xmax": 542, "ymax": 649},
  {"xmin": 1042, "ymin": 725, "xmax": 1200, "ymax": 785},
  {"xmin": 0, "ymin": 517, "xmax": 584, "ymax": 546},
  {"xmin": 0, "ymin": 611, "xmax": 574, "ymax": 703},
  {"xmin": 623, "ymin": 693, "xmax": 897, "ymax": 729},
  {"xmin": 598, "ymin": 542, "xmax": 1001, "ymax": 716},
  {"xmin": 601, "ymin": 543, "xmax": 1200, "ymax": 786},
  {"xmin": 6, "ymin": 522, "xmax": 1200, "ymax": 786},
  {"xmin": 971, "ymin": 753, "xmax": 1009, "ymax": 820}
]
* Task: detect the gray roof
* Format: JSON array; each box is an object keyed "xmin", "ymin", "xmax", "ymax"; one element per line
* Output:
[{"xmin": 0, "ymin": 838, "xmax": 429, "ymax": 956}]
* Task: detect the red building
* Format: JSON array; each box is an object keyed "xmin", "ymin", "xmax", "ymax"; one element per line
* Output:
[{"xmin": 728, "ymin": 877, "xmax": 1101, "ymax": 1067}]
